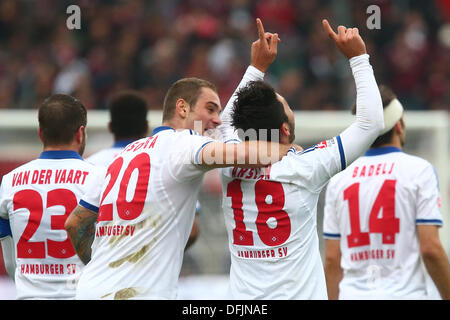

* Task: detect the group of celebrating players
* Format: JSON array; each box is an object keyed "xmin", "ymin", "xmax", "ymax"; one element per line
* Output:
[{"xmin": 0, "ymin": 18, "xmax": 449, "ymax": 300}]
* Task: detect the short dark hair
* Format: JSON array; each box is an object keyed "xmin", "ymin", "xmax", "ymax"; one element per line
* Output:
[
  {"xmin": 109, "ymin": 90, "xmax": 148, "ymax": 140},
  {"xmin": 231, "ymin": 81, "xmax": 288, "ymax": 141},
  {"xmin": 352, "ymin": 85, "xmax": 398, "ymax": 148},
  {"xmin": 38, "ymin": 94, "xmax": 87, "ymax": 147},
  {"xmin": 162, "ymin": 78, "xmax": 217, "ymax": 121}
]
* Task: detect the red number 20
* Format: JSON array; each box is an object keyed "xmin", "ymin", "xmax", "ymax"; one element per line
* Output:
[
  {"xmin": 98, "ymin": 153, "xmax": 150, "ymax": 222},
  {"xmin": 13, "ymin": 189, "xmax": 77, "ymax": 259},
  {"xmin": 227, "ymin": 179, "xmax": 291, "ymax": 247},
  {"xmin": 344, "ymin": 179, "xmax": 399, "ymax": 248}
]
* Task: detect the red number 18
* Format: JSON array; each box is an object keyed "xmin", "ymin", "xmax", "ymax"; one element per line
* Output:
[{"xmin": 227, "ymin": 179, "xmax": 291, "ymax": 247}]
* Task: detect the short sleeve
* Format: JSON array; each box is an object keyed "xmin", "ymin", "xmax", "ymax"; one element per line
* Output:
[
  {"xmin": 168, "ymin": 131, "xmax": 215, "ymax": 181},
  {"xmin": 323, "ymin": 177, "xmax": 341, "ymax": 239},
  {"xmin": 415, "ymin": 164, "xmax": 443, "ymax": 226},
  {"xmin": 79, "ymin": 167, "xmax": 107, "ymax": 214},
  {"xmin": 195, "ymin": 201, "xmax": 201, "ymax": 215},
  {"xmin": 0, "ymin": 218, "xmax": 12, "ymax": 240}
]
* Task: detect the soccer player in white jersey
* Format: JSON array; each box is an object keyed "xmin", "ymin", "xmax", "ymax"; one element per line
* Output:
[
  {"xmin": 86, "ymin": 90, "xmax": 149, "ymax": 167},
  {"xmin": 323, "ymin": 85, "xmax": 450, "ymax": 300},
  {"xmin": 64, "ymin": 41, "xmax": 293, "ymax": 298},
  {"xmin": 0, "ymin": 94, "xmax": 103, "ymax": 299},
  {"xmin": 216, "ymin": 19, "xmax": 384, "ymax": 299},
  {"xmin": 86, "ymin": 90, "xmax": 199, "ymax": 248}
]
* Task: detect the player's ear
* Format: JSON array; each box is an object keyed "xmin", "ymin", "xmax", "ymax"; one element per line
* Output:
[
  {"xmin": 281, "ymin": 122, "xmax": 290, "ymax": 138},
  {"xmin": 76, "ymin": 126, "xmax": 86, "ymax": 144},
  {"xmin": 175, "ymin": 99, "xmax": 190, "ymax": 119},
  {"xmin": 393, "ymin": 120, "xmax": 403, "ymax": 134}
]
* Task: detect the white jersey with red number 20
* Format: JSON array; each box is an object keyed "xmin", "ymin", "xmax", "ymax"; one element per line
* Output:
[
  {"xmin": 323, "ymin": 147, "xmax": 443, "ymax": 299},
  {"xmin": 76, "ymin": 127, "xmax": 213, "ymax": 300},
  {"xmin": 220, "ymin": 137, "xmax": 346, "ymax": 299},
  {"xmin": 0, "ymin": 150, "xmax": 102, "ymax": 299}
]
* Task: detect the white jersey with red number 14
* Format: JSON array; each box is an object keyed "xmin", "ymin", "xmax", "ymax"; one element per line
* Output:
[
  {"xmin": 0, "ymin": 150, "xmax": 102, "ymax": 299},
  {"xmin": 76, "ymin": 127, "xmax": 213, "ymax": 300},
  {"xmin": 323, "ymin": 147, "xmax": 443, "ymax": 299},
  {"xmin": 220, "ymin": 137, "xmax": 346, "ymax": 299}
]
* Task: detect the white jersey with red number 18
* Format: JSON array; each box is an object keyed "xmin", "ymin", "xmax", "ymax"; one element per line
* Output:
[
  {"xmin": 323, "ymin": 147, "xmax": 443, "ymax": 299},
  {"xmin": 76, "ymin": 126, "xmax": 213, "ymax": 300},
  {"xmin": 220, "ymin": 137, "xmax": 345, "ymax": 299},
  {"xmin": 0, "ymin": 150, "xmax": 102, "ymax": 299}
]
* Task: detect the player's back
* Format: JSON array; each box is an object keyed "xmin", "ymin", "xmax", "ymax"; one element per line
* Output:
[
  {"xmin": 0, "ymin": 150, "xmax": 100, "ymax": 299},
  {"xmin": 324, "ymin": 147, "xmax": 442, "ymax": 299},
  {"xmin": 220, "ymin": 138, "xmax": 345, "ymax": 299},
  {"xmin": 76, "ymin": 127, "xmax": 212, "ymax": 299}
]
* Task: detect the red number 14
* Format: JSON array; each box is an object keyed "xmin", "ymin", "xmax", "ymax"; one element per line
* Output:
[{"xmin": 344, "ymin": 179, "xmax": 399, "ymax": 248}]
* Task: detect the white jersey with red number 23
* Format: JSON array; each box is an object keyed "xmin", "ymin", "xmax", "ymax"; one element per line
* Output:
[
  {"xmin": 76, "ymin": 126, "xmax": 213, "ymax": 299},
  {"xmin": 0, "ymin": 150, "xmax": 102, "ymax": 299},
  {"xmin": 323, "ymin": 147, "xmax": 443, "ymax": 299},
  {"xmin": 220, "ymin": 137, "xmax": 346, "ymax": 299}
]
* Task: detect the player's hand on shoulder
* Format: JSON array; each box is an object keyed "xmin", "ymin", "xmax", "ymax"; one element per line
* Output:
[
  {"xmin": 251, "ymin": 18, "xmax": 280, "ymax": 73},
  {"xmin": 291, "ymin": 144, "xmax": 303, "ymax": 152},
  {"xmin": 322, "ymin": 19, "xmax": 366, "ymax": 59}
]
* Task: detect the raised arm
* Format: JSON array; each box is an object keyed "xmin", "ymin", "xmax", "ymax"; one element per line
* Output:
[
  {"xmin": 218, "ymin": 18, "xmax": 279, "ymax": 142},
  {"xmin": 322, "ymin": 19, "xmax": 384, "ymax": 168}
]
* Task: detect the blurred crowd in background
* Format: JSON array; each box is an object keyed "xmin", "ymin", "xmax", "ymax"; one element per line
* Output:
[{"xmin": 0, "ymin": 0, "xmax": 449, "ymax": 112}]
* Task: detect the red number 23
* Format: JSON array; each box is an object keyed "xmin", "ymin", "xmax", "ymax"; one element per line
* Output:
[{"xmin": 13, "ymin": 189, "xmax": 77, "ymax": 259}]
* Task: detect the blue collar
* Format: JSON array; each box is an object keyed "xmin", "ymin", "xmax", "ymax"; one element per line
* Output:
[
  {"xmin": 39, "ymin": 150, "xmax": 83, "ymax": 160},
  {"xmin": 152, "ymin": 126, "xmax": 175, "ymax": 135},
  {"xmin": 364, "ymin": 146, "xmax": 402, "ymax": 157},
  {"xmin": 113, "ymin": 139, "xmax": 136, "ymax": 148}
]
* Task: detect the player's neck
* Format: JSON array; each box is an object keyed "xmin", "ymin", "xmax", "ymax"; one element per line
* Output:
[
  {"xmin": 43, "ymin": 144, "xmax": 80, "ymax": 153},
  {"xmin": 374, "ymin": 140, "xmax": 402, "ymax": 150},
  {"xmin": 162, "ymin": 119, "xmax": 185, "ymax": 131},
  {"xmin": 279, "ymin": 134, "xmax": 291, "ymax": 145}
]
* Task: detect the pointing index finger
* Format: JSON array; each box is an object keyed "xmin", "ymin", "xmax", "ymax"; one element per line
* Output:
[
  {"xmin": 322, "ymin": 19, "xmax": 338, "ymax": 41},
  {"xmin": 256, "ymin": 18, "xmax": 267, "ymax": 44}
]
